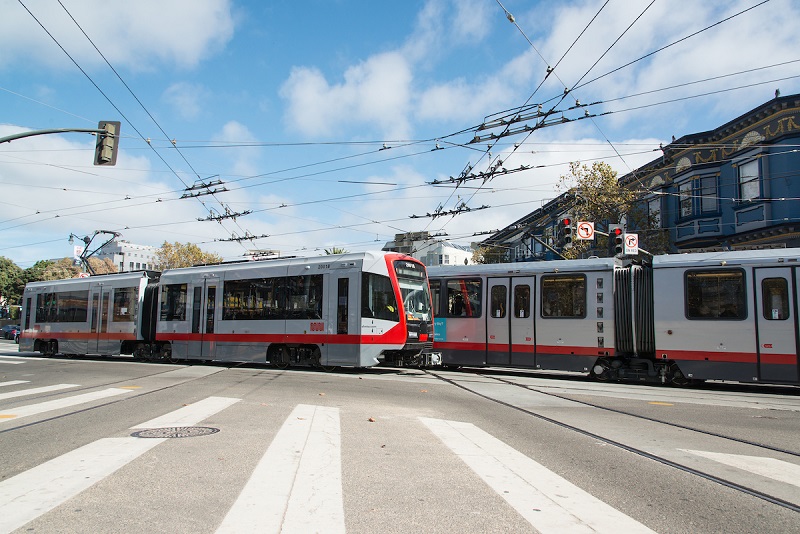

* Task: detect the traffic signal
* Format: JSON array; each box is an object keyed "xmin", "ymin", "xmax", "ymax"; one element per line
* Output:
[
  {"xmin": 562, "ymin": 218, "xmax": 573, "ymax": 246},
  {"xmin": 94, "ymin": 121, "xmax": 121, "ymax": 166},
  {"xmin": 609, "ymin": 224, "xmax": 624, "ymax": 256}
]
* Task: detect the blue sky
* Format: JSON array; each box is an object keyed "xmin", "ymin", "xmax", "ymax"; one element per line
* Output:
[{"xmin": 1, "ymin": 0, "xmax": 799, "ymax": 268}]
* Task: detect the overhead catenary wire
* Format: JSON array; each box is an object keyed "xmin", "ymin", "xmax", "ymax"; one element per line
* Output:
[
  {"xmin": 2, "ymin": 2, "xmax": 795, "ymax": 261},
  {"xmin": 435, "ymin": 0, "xmax": 648, "ymax": 233},
  {"xmin": 52, "ymin": 0, "xmax": 255, "ymax": 253}
]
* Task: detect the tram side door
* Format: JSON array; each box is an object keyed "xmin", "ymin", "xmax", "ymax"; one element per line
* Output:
[
  {"xmin": 89, "ymin": 287, "xmax": 109, "ymax": 354},
  {"xmin": 188, "ymin": 279, "xmax": 217, "ymax": 361},
  {"xmin": 510, "ymin": 277, "xmax": 536, "ymax": 367},
  {"xmin": 754, "ymin": 267, "xmax": 799, "ymax": 383},
  {"xmin": 486, "ymin": 277, "xmax": 511, "ymax": 365}
]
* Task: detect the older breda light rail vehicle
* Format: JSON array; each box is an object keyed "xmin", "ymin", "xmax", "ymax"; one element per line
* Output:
[
  {"xmin": 428, "ymin": 248, "xmax": 800, "ymax": 385},
  {"xmin": 19, "ymin": 252, "xmax": 434, "ymax": 368}
]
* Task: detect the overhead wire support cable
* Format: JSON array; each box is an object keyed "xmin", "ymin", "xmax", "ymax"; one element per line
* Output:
[
  {"xmin": 410, "ymin": 202, "xmax": 490, "ymax": 220},
  {"xmin": 180, "ymin": 187, "xmax": 229, "ymax": 199},
  {"xmin": 198, "ymin": 208, "xmax": 252, "ymax": 223},
  {"xmin": 184, "ymin": 177, "xmax": 225, "ymax": 192},
  {"xmin": 216, "ymin": 232, "xmax": 270, "ymax": 243}
]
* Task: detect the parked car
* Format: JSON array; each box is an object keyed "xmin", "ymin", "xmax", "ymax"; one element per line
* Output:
[
  {"xmin": 2, "ymin": 325, "xmax": 20, "ymax": 340},
  {"xmin": 14, "ymin": 329, "xmax": 19, "ymax": 344}
]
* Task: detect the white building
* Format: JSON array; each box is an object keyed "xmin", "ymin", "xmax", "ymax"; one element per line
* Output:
[
  {"xmin": 95, "ymin": 240, "xmax": 159, "ymax": 272},
  {"xmin": 382, "ymin": 232, "xmax": 474, "ymax": 266}
]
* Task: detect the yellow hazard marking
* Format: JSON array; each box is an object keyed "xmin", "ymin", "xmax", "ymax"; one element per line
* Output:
[
  {"xmin": 648, "ymin": 401, "xmax": 673, "ymax": 406},
  {"xmin": 0, "ymin": 414, "xmax": 17, "ymax": 419},
  {"xmin": 118, "ymin": 386, "xmax": 142, "ymax": 390}
]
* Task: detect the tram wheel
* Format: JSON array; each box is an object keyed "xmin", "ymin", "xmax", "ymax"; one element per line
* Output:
[
  {"xmin": 311, "ymin": 346, "xmax": 337, "ymax": 372},
  {"xmin": 591, "ymin": 360, "xmax": 611, "ymax": 381},
  {"xmin": 670, "ymin": 365, "xmax": 689, "ymax": 387},
  {"xmin": 44, "ymin": 341, "xmax": 58, "ymax": 357},
  {"xmin": 272, "ymin": 346, "xmax": 291, "ymax": 369},
  {"xmin": 161, "ymin": 347, "xmax": 177, "ymax": 364}
]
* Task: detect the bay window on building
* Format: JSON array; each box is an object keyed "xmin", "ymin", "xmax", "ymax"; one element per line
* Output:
[
  {"xmin": 678, "ymin": 174, "xmax": 718, "ymax": 219},
  {"xmin": 647, "ymin": 196, "xmax": 662, "ymax": 227},
  {"xmin": 737, "ymin": 159, "xmax": 760, "ymax": 201}
]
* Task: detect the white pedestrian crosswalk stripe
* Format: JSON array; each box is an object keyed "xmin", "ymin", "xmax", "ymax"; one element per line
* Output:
[
  {"xmin": 0, "ymin": 437, "xmax": 165, "ymax": 533},
  {"xmin": 0, "ymin": 387, "xmax": 134, "ymax": 422},
  {"xmin": 216, "ymin": 404, "xmax": 345, "ymax": 534},
  {"xmin": 420, "ymin": 417, "xmax": 657, "ymax": 534},
  {"xmin": 132, "ymin": 395, "xmax": 241, "ymax": 429},
  {"xmin": 0, "ymin": 396, "xmax": 241, "ymax": 533},
  {"xmin": 0, "ymin": 383, "xmax": 78, "ymax": 401},
  {"xmin": 7, "ymin": 395, "xmax": 799, "ymax": 534},
  {"xmin": 681, "ymin": 449, "xmax": 800, "ymax": 488},
  {"xmin": 0, "ymin": 380, "xmax": 29, "ymax": 388}
]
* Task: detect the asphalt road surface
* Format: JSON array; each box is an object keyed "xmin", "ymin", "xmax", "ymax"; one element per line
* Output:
[{"xmin": 1, "ymin": 342, "xmax": 799, "ymax": 533}]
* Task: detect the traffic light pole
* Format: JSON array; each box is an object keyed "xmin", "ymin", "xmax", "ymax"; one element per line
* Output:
[
  {"xmin": 0, "ymin": 128, "xmax": 107, "ymax": 144},
  {"xmin": 528, "ymin": 234, "xmax": 567, "ymax": 260},
  {"xmin": 597, "ymin": 229, "xmax": 653, "ymax": 257},
  {"xmin": 0, "ymin": 121, "xmax": 120, "ymax": 166}
]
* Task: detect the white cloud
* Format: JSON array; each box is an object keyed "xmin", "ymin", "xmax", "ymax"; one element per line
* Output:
[
  {"xmin": 211, "ymin": 120, "xmax": 261, "ymax": 178},
  {"xmin": 162, "ymin": 82, "xmax": 209, "ymax": 120},
  {"xmin": 280, "ymin": 52, "xmax": 413, "ymax": 139},
  {"xmin": 452, "ymin": 0, "xmax": 492, "ymax": 42},
  {"xmin": 0, "ymin": 123, "xmax": 210, "ymax": 265},
  {"xmin": 0, "ymin": 0, "xmax": 236, "ymax": 71},
  {"xmin": 532, "ymin": 0, "xmax": 800, "ymax": 119},
  {"xmin": 280, "ymin": 0, "xmax": 501, "ymax": 138},
  {"xmin": 403, "ymin": 0, "xmax": 492, "ymax": 62}
]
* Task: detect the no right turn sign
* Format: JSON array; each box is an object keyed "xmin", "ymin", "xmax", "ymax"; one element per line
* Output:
[{"xmin": 624, "ymin": 233, "xmax": 639, "ymax": 255}]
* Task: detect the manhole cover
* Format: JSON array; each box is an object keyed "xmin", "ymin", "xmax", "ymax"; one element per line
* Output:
[{"xmin": 131, "ymin": 426, "xmax": 220, "ymax": 439}]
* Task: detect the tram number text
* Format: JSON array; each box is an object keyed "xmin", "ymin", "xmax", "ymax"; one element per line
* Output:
[{"xmin": 310, "ymin": 322, "xmax": 325, "ymax": 332}]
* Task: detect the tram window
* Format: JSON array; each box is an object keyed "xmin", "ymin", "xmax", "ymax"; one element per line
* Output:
[
  {"xmin": 224, "ymin": 277, "xmax": 279, "ymax": 320},
  {"xmin": 429, "ymin": 280, "xmax": 441, "ymax": 317},
  {"xmin": 362, "ymin": 273, "xmax": 399, "ymax": 321},
  {"xmin": 286, "ymin": 275, "xmax": 324, "ymax": 319},
  {"xmin": 490, "ymin": 285, "xmax": 507, "ymax": 318},
  {"xmin": 160, "ymin": 284, "xmax": 187, "ymax": 321},
  {"xmin": 685, "ymin": 269, "xmax": 746, "ymax": 320},
  {"xmin": 541, "ymin": 275, "xmax": 586, "ymax": 318},
  {"xmin": 446, "ymin": 278, "xmax": 481, "ymax": 318},
  {"xmin": 337, "ymin": 277, "xmax": 349, "ymax": 334},
  {"xmin": 113, "ymin": 287, "xmax": 139, "ymax": 322},
  {"xmin": 36, "ymin": 291, "xmax": 89, "ymax": 323},
  {"xmin": 514, "ymin": 284, "xmax": 531, "ymax": 318},
  {"xmin": 761, "ymin": 278, "xmax": 789, "ymax": 320},
  {"xmin": 222, "ymin": 275, "xmax": 323, "ymax": 321}
]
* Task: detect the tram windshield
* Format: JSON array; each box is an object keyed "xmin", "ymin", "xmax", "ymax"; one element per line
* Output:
[{"xmin": 393, "ymin": 260, "xmax": 432, "ymax": 322}]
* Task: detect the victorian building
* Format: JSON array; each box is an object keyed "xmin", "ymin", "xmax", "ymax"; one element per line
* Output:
[{"xmin": 481, "ymin": 92, "xmax": 800, "ymax": 260}]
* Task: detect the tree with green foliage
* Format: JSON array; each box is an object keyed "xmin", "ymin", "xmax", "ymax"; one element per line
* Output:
[
  {"xmin": 22, "ymin": 260, "xmax": 52, "ymax": 285},
  {"xmin": 0, "ymin": 256, "xmax": 24, "ymax": 307},
  {"xmin": 155, "ymin": 242, "xmax": 223, "ymax": 269},
  {"xmin": 556, "ymin": 161, "xmax": 670, "ymax": 259},
  {"xmin": 41, "ymin": 258, "xmax": 82, "ymax": 280},
  {"xmin": 324, "ymin": 247, "xmax": 349, "ymax": 255},
  {"xmin": 472, "ymin": 244, "xmax": 507, "ymax": 264},
  {"xmin": 86, "ymin": 257, "xmax": 118, "ymax": 275}
]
